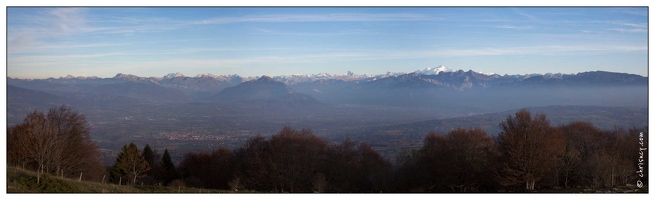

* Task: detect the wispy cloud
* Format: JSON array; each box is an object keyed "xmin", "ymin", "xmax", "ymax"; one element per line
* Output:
[
  {"xmin": 495, "ymin": 25, "xmax": 533, "ymax": 30},
  {"xmin": 7, "ymin": 8, "xmax": 189, "ymax": 54},
  {"xmin": 607, "ymin": 28, "xmax": 647, "ymax": 33},
  {"xmin": 11, "ymin": 44, "xmax": 645, "ymax": 67},
  {"xmin": 253, "ymin": 28, "xmax": 369, "ymax": 36},
  {"xmin": 13, "ymin": 11, "xmax": 429, "ymax": 54},
  {"xmin": 613, "ymin": 22, "xmax": 647, "ymax": 28},
  {"xmin": 431, "ymin": 45, "xmax": 646, "ymax": 57},
  {"xmin": 7, "ymin": 8, "xmax": 648, "ymax": 78},
  {"xmin": 346, "ymin": 44, "xmax": 648, "ymax": 60},
  {"xmin": 49, "ymin": 8, "xmax": 87, "ymax": 33},
  {"xmin": 9, "ymin": 52, "xmax": 127, "ymax": 64},
  {"xmin": 11, "ymin": 42, "xmax": 130, "ymax": 54},
  {"xmin": 616, "ymin": 8, "xmax": 648, "ymax": 17},
  {"xmin": 605, "ymin": 21, "xmax": 648, "ymax": 33},
  {"xmin": 8, "ymin": 43, "xmax": 647, "ymax": 79},
  {"xmin": 101, "ymin": 16, "xmax": 174, "ymax": 24},
  {"xmin": 512, "ymin": 8, "xmax": 540, "ymax": 22},
  {"xmin": 8, "ymin": 8, "xmax": 89, "ymax": 34},
  {"xmin": 140, "ymin": 45, "xmax": 654, "ymax": 65},
  {"xmin": 194, "ymin": 13, "xmax": 440, "ymax": 25},
  {"xmin": 8, "ymin": 8, "xmax": 93, "ymax": 54}
]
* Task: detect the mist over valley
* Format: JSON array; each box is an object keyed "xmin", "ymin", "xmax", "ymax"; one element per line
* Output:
[{"xmin": 6, "ymin": 67, "xmax": 648, "ymax": 163}]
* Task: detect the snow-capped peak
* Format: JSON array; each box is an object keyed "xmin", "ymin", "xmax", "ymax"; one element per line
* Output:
[
  {"xmin": 480, "ymin": 71, "xmax": 498, "ymax": 76},
  {"xmin": 195, "ymin": 73, "xmax": 217, "ymax": 78},
  {"xmin": 434, "ymin": 65, "xmax": 450, "ymax": 72},
  {"xmin": 414, "ymin": 65, "xmax": 453, "ymax": 75},
  {"xmin": 315, "ymin": 72, "xmax": 333, "ymax": 78},
  {"xmin": 164, "ymin": 72, "xmax": 185, "ymax": 79}
]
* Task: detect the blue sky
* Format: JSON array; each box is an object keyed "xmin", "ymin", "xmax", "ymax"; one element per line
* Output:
[{"xmin": 6, "ymin": 7, "xmax": 648, "ymax": 78}]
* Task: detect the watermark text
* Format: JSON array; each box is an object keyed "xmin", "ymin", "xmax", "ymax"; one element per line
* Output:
[{"xmin": 636, "ymin": 132, "xmax": 646, "ymax": 188}]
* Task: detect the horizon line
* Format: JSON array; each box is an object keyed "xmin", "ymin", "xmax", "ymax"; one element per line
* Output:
[{"xmin": 6, "ymin": 68, "xmax": 647, "ymax": 80}]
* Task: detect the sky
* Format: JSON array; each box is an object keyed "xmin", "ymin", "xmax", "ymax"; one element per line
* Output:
[{"xmin": 6, "ymin": 7, "xmax": 649, "ymax": 79}]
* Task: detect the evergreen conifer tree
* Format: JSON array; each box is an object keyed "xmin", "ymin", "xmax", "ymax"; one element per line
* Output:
[
  {"xmin": 142, "ymin": 144, "xmax": 155, "ymax": 176},
  {"xmin": 161, "ymin": 148, "xmax": 177, "ymax": 184}
]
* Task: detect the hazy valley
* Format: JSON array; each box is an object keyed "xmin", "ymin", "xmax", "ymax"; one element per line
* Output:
[{"xmin": 6, "ymin": 67, "xmax": 648, "ymax": 163}]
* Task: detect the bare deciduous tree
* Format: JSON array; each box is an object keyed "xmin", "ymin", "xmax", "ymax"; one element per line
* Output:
[
  {"xmin": 408, "ymin": 128, "xmax": 497, "ymax": 192},
  {"xmin": 497, "ymin": 109, "xmax": 564, "ymax": 191},
  {"xmin": 7, "ymin": 105, "xmax": 103, "ymax": 183}
]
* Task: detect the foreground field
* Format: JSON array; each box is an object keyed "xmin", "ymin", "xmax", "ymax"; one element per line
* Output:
[
  {"xmin": 6, "ymin": 167, "xmax": 235, "ymax": 193},
  {"xmin": 7, "ymin": 165, "xmax": 648, "ymax": 193}
]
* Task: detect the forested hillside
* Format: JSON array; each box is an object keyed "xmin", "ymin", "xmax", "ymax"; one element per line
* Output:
[{"xmin": 7, "ymin": 106, "xmax": 648, "ymax": 193}]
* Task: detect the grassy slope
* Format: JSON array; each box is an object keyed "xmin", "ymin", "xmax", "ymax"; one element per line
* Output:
[
  {"xmin": 6, "ymin": 167, "xmax": 231, "ymax": 193},
  {"xmin": 7, "ymin": 167, "xmax": 647, "ymax": 193}
]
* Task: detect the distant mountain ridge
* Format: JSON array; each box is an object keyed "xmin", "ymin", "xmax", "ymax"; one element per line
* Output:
[
  {"xmin": 215, "ymin": 76, "xmax": 291, "ymax": 101},
  {"xmin": 7, "ymin": 68, "xmax": 647, "ymax": 109},
  {"xmin": 213, "ymin": 76, "xmax": 319, "ymax": 106},
  {"xmin": 9, "ymin": 66, "xmax": 646, "ymax": 89},
  {"xmin": 7, "ymin": 68, "xmax": 647, "ymax": 164}
]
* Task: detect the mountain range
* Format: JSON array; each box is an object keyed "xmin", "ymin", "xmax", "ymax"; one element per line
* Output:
[
  {"xmin": 7, "ymin": 66, "xmax": 647, "ymax": 102},
  {"xmin": 7, "ymin": 66, "xmax": 647, "ymax": 126},
  {"xmin": 6, "ymin": 66, "xmax": 648, "ymax": 164},
  {"xmin": 7, "ymin": 66, "xmax": 647, "ymax": 116}
]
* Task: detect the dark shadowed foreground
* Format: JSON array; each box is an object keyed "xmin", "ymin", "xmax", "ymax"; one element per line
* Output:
[{"xmin": 7, "ymin": 106, "xmax": 648, "ymax": 193}]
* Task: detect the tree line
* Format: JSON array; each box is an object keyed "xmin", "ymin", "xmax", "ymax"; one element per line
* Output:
[
  {"xmin": 7, "ymin": 105, "xmax": 104, "ymax": 184},
  {"xmin": 7, "ymin": 106, "xmax": 648, "ymax": 192},
  {"xmin": 108, "ymin": 143, "xmax": 178, "ymax": 186},
  {"xmin": 395, "ymin": 109, "xmax": 648, "ymax": 192}
]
